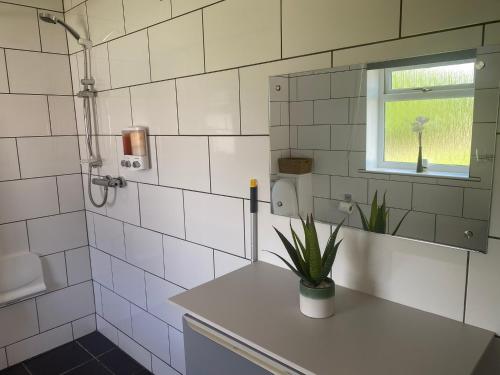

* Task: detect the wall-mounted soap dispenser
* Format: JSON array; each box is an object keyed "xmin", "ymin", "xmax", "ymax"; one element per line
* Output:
[{"xmin": 121, "ymin": 126, "xmax": 150, "ymax": 170}]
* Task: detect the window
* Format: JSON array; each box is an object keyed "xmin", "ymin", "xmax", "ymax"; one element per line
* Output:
[{"xmin": 366, "ymin": 57, "xmax": 475, "ymax": 178}]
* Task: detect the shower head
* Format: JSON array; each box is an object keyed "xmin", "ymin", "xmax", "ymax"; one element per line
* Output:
[{"xmin": 38, "ymin": 12, "xmax": 82, "ymax": 42}]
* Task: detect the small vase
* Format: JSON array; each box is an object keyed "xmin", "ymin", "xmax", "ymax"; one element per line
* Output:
[
  {"xmin": 416, "ymin": 146, "xmax": 424, "ymax": 173},
  {"xmin": 299, "ymin": 278, "xmax": 335, "ymax": 318}
]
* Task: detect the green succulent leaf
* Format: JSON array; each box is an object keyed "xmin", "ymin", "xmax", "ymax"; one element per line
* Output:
[
  {"xmin": 391, "ymin": 210, "xmax": 410, "ymax": 236},
  {"xmin": 273, "ymin": 227, "xmax": 305, "ymax": 276},
  {"xmin": 356, "ymin": 203, "xmax": 369, "ymax": 231},
  {"xmin": 369, "ymin": 191, "xmax": 378, "ymax": 229},
  {"xmin": 320, "ymin": 240, "xmax": 343, "ymax": 281},
  {"xmin": 264, "ymin": 251, "xmax": 307, "ymax": 281}
]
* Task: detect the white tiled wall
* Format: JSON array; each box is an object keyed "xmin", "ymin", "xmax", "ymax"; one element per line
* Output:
[
  {"xmin": 55, "ymin": 1, "xmax": 500, "ymax": 374},
  {"xmin": 0, "ymin": 1, "xmax": 93, "ymax": 369},
  {"xmin": 2, "ymin": 0, "xmax": 497, "ymax": 373}
]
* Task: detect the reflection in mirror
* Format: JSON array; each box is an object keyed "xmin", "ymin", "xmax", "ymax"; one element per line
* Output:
[{"xmin": 269, "ymin": 45, "xmax": 499, "ymax": 253}]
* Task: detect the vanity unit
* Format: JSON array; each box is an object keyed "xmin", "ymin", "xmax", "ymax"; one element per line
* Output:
[{"xmin": 170, "ymin": 262, "xmax": 494, "ymax": 375}]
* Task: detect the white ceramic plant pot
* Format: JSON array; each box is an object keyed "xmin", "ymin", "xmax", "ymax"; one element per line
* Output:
[{"xmin": 299, "ymin": 278, "xmax": 335, "ymax": 319}]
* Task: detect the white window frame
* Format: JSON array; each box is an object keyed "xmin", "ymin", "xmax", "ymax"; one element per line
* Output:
[{"xmin": 369, "ymin": 59, "xmax": 475, "ymax": 177}]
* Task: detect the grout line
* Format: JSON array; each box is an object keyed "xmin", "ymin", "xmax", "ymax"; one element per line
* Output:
[
  {"xmin": 207, "ymin": 137, "xmax": 212, "ymax": 193},
  {"xmin": 14, "ymin": 138, "xmax": 22, "ymax": 178},
  {"xmin": 398, "ymin": 0, "xmax": 403, "ymax": 38},
  {"xmin": 35, "ymin": 7, "xmax": 43, "ymax": 52},
  {"xmin": 3, "ymin": 48, "xmax": 10, "ymax": 93},
  {"xmin": 146, "ymin": 28, "xmax": 152, "ymax": 82},
  {"xmin": 201, "ymin": 9, "xmax": 206, "ymax": 73},
  {"xmin": 237, "ymin": 69, "xmax": 242, "ymax": 134},
  {"xmin": 55, "ymin": 176, "xmax": 62, "ymax": 213},
  {"xmin": 463, "ymin": 251, "xmax": 471, "ymax": 323},
  {"xmin": 280, "ymin": 0, "xmax": 283, "ymax": 59},
  {"xmin": 174, "ymin": 80, "xmax": 180, "ymax": 135},
  {"xmin": 481, "ymin": 24, "xmax": 486, "ymax": 46},
  {"xmin": 1, "ymin": 46, "xmax": 68, "ymax": 56},
  {"xmin": 0, "ymin": 0, "xmax": 62, "ymax": 12},
  {"xmin": 181, "ymin": 190, "xmax": 187, "ymax": 239}
]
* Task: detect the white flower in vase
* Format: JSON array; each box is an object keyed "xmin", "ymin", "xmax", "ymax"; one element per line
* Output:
[{"xmin": 412, "ymin": 116, "xmax": 429, "ymax": 173}]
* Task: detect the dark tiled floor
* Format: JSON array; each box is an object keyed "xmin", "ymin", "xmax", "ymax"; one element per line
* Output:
[{"xmin": 0, "ymin": 332, "xmax": 151, "ymax": 375}]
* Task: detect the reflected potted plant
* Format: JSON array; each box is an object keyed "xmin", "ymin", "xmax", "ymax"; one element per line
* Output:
[
  {"xmin": 268, "ymin": 215, "xmax": 343, "ymax": 319},
  {"xmin": 412, "ymin": 116, "xmax": 429, "ymax": 173},
  {"xmin": 356, "ymin": 191, "xmax": 409, "ymax": 235}
]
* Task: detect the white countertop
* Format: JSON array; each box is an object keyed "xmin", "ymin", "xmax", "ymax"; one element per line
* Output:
[{"xmin": 170, "ymin": 262, "xmax": 493, "ymax": 375}]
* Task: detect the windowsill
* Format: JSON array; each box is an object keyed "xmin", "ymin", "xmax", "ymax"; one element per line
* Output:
[{"xmin": 359, "ymin": 167, "xmax": 480, "ymax": 181}]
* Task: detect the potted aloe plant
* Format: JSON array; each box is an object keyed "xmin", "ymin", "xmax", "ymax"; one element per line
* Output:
[
  {"xmin": 268, "ymin": 215, "xmax": 343, "ymax": 319},
  {"xmin": 356, "ymin": 191, "xmax": 408, "ymax": 235}
]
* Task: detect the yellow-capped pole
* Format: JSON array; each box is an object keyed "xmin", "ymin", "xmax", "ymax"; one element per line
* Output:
[{"xmin": 250, "ymin": 179, "xmax": 258, "ymax": 262}]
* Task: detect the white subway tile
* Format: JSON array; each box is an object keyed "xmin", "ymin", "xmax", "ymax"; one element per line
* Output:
[
  {"xmin": 112, "ymin": 258, "xmax": 146, "ymax": 308},
  {"xmin": 313, "ymin": 150, "xmax": 349, "ymax": 176},
  {"xmin": 164, "ymin": 236, "xmax": 214, "ymax": 289},
  {"xmin": 349, "ymin": 97, "xmax": 366, "ymax": 124},
  {"xmin": 474, "ymin": 89, "xmax": 499, "ymax": 123},
  {"xmin": 214, "ymin": 251, "xmax": 250, "ymax": 278},
  {"xmin": 89, "ymin": 247, "xmax": 113, "ymax": 289},
  {"xmin": 270, "ymin": 126, "xmax": 290, "ymax": 150},
  {"xmin": 412, "ymin": 184, "xmax": 463, "ymax": 216},
  {"xmin": 0, "ymin": 94, "xmax": 50, "ymax": 137},
  {"xmin": 123, "ymin": 0, "xmax": 171, "ymax": 33},
  {"xmin": 93, "ymin": 281, "xmax": 102, "ymax": 315},
  {"xmin": 131, "ymin": 305, "xmax": 170, "ymax": 363},
  {"xmin": 331, "ymin": 27, "xmax": 482, "ymax": 68},
  {"xmin": 389, "ymin": 209, "xmax": 435, "ymax": 242},
  {"xmin": 0, "ymin": 299, "xmax": 39, "ymax": 347},
  {"xmin": 48, "ymin": 96, "xmax": 77, "ymax": 135},
  {"xmin": 298, "ymin": 125, "xmax": 330, "ymax": 150},
  {"xmin": 5, "ymin": 50, "xmax": 71, "ymax": 95},
  {"xmin": 157, "ymin": 136, "xmax": 210, "ymax": 191},
  {"xmin": 0, "ymin": 178, "xmax": 59, "ymax": 223},
  {"xmin": 152, "ymin": 356, "xmax": 179, "ymax": 375},
  {"xmin": 86, "ymin": 212, "xmax": 96, "ymax": 247},
  {"xmin": 314, "ymin": 99, "xmax": 349, "ymax": 125},
  {"xmin": 72, "ymin": 315, "xmax": 96, "ymax": 339},
  {"xmin": 171, "ymin": 0, "xmax": 220, "ymax": 16},
  {"xmin": 130, "ymin": 81, "xmax": 178, "ymax": 135},
  {"xmin": 491, "ymin": 136, "xmax": 500, "ymax": 237},
  {"xmin": 149, "ymin": 11, "xmax": 204, "ymax": 80},
  {"xmin": 466, "ymin": 238, "xmax": 500, "ymax": 334},
  {"xmin": 203, "ymin": 0, "xmax": 280, "ymax": 71},
  {"xmin": 368, "ymin": 179, "xmax": 412, "ymax": 210},
  {"xmin": 475, "ymin": 52, "xmax": 500, "ymax": 90},
  {"xmin": 290, "ymin": 101, "xmax": 314, "ymax": 125},
  {"xmin": 0, "ymin": 221, "xmax": 29, "ymax": 256},
  {"xmin": 95, "ymin": 88, "xmax": 132, "ymax": 135},
  {"xmin": 36, "ymin": 281, "xmax": 95, "ymax": 332},
  {"xmin": 210, "ymin": 136, "xmax": 270, "ymax": 200},
  {"xmin": 145, "ymin": 273, "xmax": 185, "ymax": 331},
  {"xmin": 463, "ymin": 188, "xmax": 491, "ymax": 221},
  {"xmin": 38, "ymin": 10, "xmax": 68, "ymax": 54},
  {"xmin": 312, "ymin": 174, "xmax": 330, "ymax": 199},
  {"xmin": 282, "ymin": 0, "xmax": 399, "ymax": 57},
  {"xmin": 66, "ymin": 246, "xmax": 92, "ymax": 285},
  {"xmin": 402, "ymin": 0, "xmax": 500, "ymax": 36},
  {"xmin": 290, "ymin": 74, "xmax": 330, "ymax": 101},
  {"xmin": 86, "ymin": 0, "xmax": 125, "ymax": 44},
  {"xmin": 436, "ymin": 215, "xmax": 488, "ymax": 251},
  {"xmin": 485, "ymin": 22, "xmax": 500, "ymax": 45},
  {"xmin": 96, "ymin": 315, "xmax": 118, "ymax": 345},
  {"xmin": 331, "ymin": 176, "xmax": 367, "ymax": 203},
  {"xmin": 0, "ymin": 139, "xmax": 20, "ymax": 181},
  {"xmin": 94, "ymin": 214, "xmax": 126, "ymax": 259},
  {"xmin": 117, "ymin": 331, "xmax": 152, "ymax": 371},
  {"xmin": 269, "ymin": 76, "xmax": 289, "ymax": 102},
  {"xmin": 109, "ymin": 30, "xmax": 151, "ymax": 88},
  {"xmin": 177, "ymin": 70, "xmax": 240, "ymax": 135},
  {"xmin": 0, "ymin": 3, "xmax": 39, "ymax": 50},
  {"xmin": 124, "ymin": 224, "xmax": 164, "ymax": 277},
  {"xmin": 139, "ymin": 184, "xmax": 185, "ymax": 238},
  {"xmin": 101, "ymin": 288, "xmax": 132, "ymax": 335},
  {"xmin": 17, "ymin": 137, "xmax": 80, "ymax": 178},
  {"xmin": 6, "ymin": 324, "xmax": 73, "ymax": 366},
  {"xmin": 333, "ymin": 228, "xmax": 467, "ymax": 321},
  {"xmin": 168, "ymin": 327, "xmax": 186, "ymax": 374},
  {"xmin": 57, "ymin": 174, "xmax": 84, "ymax": 213},
  {"xmin": 28, "ymin": 211, "xmax": 88, "ymax": 256},
  {"xmin": 331, "ymin": 70, "xmax": 366, "ymax": 98},
  {"xmin": 40, "ymin": 252, "xmax": 68, "ymax": 292},
  {"xmin": 0, "ymin": 49, "xmax": 7, "ymax": 93},
  {"xmin": 240, "ymin": 53, "xmax": 331, "ymax": 134},
  {"xmin": 64, "ymin": 3, "xmax": 88, "ymax": 54},
  {"xmin": 184, "ymin": 191, "xmax": 244, "ymax": 256},
  {"xmin": 106, "ymin": 182, "xmax": 140, "ymax": 225}
]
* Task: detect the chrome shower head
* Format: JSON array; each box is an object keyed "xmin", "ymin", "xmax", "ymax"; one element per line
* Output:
[{"xmin": 38, "ymin": 12, "xmax": 82, "ymax": 42}]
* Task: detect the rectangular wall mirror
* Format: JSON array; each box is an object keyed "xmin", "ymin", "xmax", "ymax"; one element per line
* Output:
[{"xmin": 269, "ymin": 45, "xmax": 499, "ymax": 253}]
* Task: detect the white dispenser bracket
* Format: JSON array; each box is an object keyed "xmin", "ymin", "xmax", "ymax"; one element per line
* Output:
[{"xmin": 121, "ymin": 126, "xmax": 150, "ymax": 170}]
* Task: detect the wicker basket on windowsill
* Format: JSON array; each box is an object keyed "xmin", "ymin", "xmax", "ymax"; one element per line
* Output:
[{"xmin": 278, "ymin": 158, "xmax": 313, "ymax": 174}]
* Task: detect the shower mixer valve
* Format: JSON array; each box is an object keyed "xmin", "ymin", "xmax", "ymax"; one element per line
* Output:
[{"xmin": 92, "ymin": 176, "xmax": 126, "ymax": 188}]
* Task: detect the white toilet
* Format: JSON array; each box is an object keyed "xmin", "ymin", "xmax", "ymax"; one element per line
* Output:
[
  {"xmin": 271, "ymin": 173, "xmax": 313, "ymax": 218},
  {"xmin": 0, "ymin": 251, "xmax": 46, "ymax": 306}
]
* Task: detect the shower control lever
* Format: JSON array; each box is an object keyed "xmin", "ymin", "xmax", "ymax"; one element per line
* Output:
[{"xmin": 92, "ymin": 176, "xmax": 126, "ymax": 188}]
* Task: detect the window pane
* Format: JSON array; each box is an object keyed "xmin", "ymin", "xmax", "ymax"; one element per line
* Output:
[
  {"xmin": 391, "ymin": 62, "xmax": 475, "ymax": 90},
  {"xmin": 384, "ymin": 97, "xmax": 474, "ymax": 166}
]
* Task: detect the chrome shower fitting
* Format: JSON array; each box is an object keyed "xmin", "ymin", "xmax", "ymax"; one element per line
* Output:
[{"xmin": 39, "ymin": 13, "xmax": 125, "ymax": 208}]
